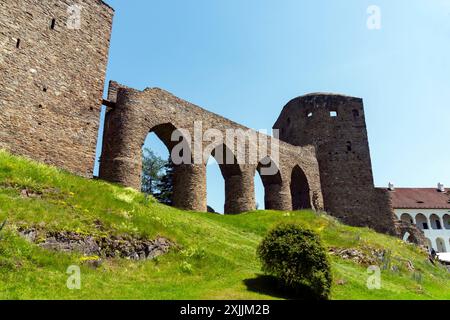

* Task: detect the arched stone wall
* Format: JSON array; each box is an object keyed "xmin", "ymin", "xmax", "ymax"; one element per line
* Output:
[
  {"xmin": 290, "ymin": 165, "xmax": 312, "ymax": 210},
  {"xmin": 394, "ymin": 220, "xmax": 427, "ymax": 247},
  {"xmin": 400, "ymin": 213, "xmax": 414, "ymax": 224},
  {"xmin": 256, "ymin": 156, "xmax": 284, "ymax": 210},
  {"xmin": 100, "ymin": 81, "xmax": 324, "ymax": 215}
]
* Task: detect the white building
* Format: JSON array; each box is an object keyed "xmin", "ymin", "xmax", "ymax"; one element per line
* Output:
[{"xmin": 390, "ymin": 184, "xmax": 450, "ymax": 253}]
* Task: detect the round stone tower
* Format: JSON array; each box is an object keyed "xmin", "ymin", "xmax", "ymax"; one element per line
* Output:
[{"xmin": 274, "ymin": 93, "xmax": 393, "ymax": 232}]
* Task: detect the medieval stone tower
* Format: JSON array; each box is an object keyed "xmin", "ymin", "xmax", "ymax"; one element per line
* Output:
[
  {"xmin": 274, "ymin": 94, "xmax": 396, "ymax": 234},
  {"xmin": 0, "ymin": 0, "xmax": 114, "ymax": 177}
]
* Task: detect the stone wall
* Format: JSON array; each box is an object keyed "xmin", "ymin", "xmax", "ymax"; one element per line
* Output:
[
  {"xmin": 274, "ymin": 94, "xmax": 397, "ymax": 234},
  {"xmin": 100, "ymin": 81, "xmax": 324, "ymax": 214},
  {"xmin": 0, "ymin": 0, "xmax": 113, "ymax": 177}
]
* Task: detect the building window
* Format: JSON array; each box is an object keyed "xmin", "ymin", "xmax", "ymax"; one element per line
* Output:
[
  {"xmin": 51, "ymin": 19, "xmax": 56, "ymax": 30},
  {"xmin": 346, "ymin": 141, "xmax": 352, "ymax": 152},
  {"xmin": 416, "ymin": 213, "xmax": 428, "ymax": 230},
  {"xmin": 330, "ymin": 111, "xmax": 338, "ymax": 117},
  {"xmin": 430, "ymin": 214, "xmax": 442, "ymax": 230},
  {"xmin": 16, "ymin": 39, "xmax": 21, "ymax": 48}
]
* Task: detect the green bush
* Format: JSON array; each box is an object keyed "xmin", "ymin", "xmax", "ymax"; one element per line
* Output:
[{"xmin": 257, "ymin": 223, "xmax": 332, "ymax": 300}]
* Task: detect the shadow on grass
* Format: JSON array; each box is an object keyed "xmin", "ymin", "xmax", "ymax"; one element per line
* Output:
[{"xmin": 243, "ymin": 275, "xmax": 323, "ymax": 300}]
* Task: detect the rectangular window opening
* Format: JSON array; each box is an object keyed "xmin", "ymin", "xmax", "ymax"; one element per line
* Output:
[
  {"xmin": 330, "ymin": 111, "xmax": 338, "ymax": 117},
  {"xmin": 51, "ymin": 19, "xmax": 56, "ymax": 30},
  {"xmin": 16, "ymin": 39, "xmax": 21, "ymax": 48}
]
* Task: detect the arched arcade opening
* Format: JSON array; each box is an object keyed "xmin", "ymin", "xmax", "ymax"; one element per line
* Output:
[
  {"xmin": 436, "ymin": 237, "xmax": 447, "ymax": 253},
  {"xmin": 415, "ymin": 214, "xmax": 428, "ymax": 230},
  {"xmin": 206, "ymin": 144, "xmax": 252, "ymax": 214},
  {"xmin": 290, "ymin": 165, "xmax": 312, "ymax": 210},
  {"xmin": 256, "ymin": 157, "xmax": 283, "ymax": 210}
]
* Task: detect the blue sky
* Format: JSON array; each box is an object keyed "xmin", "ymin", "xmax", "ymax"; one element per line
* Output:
[{"xmin": 95, "ymin": 0, "xmax": 450, "ymax": 212}]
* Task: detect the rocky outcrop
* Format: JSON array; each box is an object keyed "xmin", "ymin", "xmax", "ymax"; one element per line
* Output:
[{"xmin": 19, "ymin": 228, "xmax": 174, "ymax": 261}]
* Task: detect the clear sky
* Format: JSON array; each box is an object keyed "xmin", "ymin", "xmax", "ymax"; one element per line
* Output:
[{"xmin": 95, "ymin": 0, "xmax": 450, "ymax": 213}]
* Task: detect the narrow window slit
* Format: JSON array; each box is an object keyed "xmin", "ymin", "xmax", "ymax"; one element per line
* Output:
[
  {"xmin": 51, "ymin": 19, "xmax": 56, "ymax": 30},
  {"xmin": 346, "ymin": 141, "xmax": 352, "ymax": 152},
  {"xmin": 16, "ymin": 39, "xmax": 21, "ymax": 48}
]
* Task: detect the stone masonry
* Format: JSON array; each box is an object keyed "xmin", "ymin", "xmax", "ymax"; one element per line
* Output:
[
  {"xmin": 273, "ymin": 94, "xmax": 396, "ymax": 234},
  {"xmin": 100, "ymin": 82, "xmax": 324, "ymax": 214},
  {"xmin": 0, "ymin": 0, "xmax": 113, "ymax": 177},
  {"xmin": 0, "ymin": 0, "xmax": 401, "ymax": 235}
]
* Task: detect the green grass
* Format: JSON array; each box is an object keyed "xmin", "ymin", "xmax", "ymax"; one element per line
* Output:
[{"xmin": 0, "ymin": 149, "xmax": 449, "ymax": 300}]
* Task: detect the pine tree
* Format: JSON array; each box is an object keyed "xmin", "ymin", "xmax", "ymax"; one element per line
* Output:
[
  {"xmin": 141, "ymin": 148, "xmax": 166, "ymax": 196},
  {"xmin": 155, "ymin": 157, "xmax": 175, "ymax": 205}
]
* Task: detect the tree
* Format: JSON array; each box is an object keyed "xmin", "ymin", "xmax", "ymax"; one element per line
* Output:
[
  {"xmin": 155, "ymin": 157, "xmax": 175, "ymax": 205},
  {"xmin": 257, "ymin": 223, "xmax": 332, "ymax": 300},
  {"xmin": 141, "ymin": 148, "xmax": 166, "ymax": 195}
]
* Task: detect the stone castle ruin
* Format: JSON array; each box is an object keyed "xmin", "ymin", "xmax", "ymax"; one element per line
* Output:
[{"xmin": 2, "ymin": 0, "xmax": 416, "ymax": 238}]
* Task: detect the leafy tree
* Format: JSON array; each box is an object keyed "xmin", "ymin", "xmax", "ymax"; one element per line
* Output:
[
  {"xmin": 155, "ymin": 157, "xmax": 175, "ymax": 205},
  {"xmin": 257, "ymin": 223, "xmax": 332, "ymax": 300},
  {"xmin": 141, "ymin": 148, "xmax": 166, "ymax": 195}
]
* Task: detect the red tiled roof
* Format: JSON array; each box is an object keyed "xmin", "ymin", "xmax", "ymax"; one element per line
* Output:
[{"xmin": 387, "ymin": 188, "xmax": 450, "ymax": 209}]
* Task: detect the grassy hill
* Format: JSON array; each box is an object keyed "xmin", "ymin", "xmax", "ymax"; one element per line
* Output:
[{"xmin": 0, "ymin": 150, "xmax": 449, "ymax": 300}]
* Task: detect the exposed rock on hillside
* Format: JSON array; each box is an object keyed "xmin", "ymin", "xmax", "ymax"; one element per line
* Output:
[{"xmin": 18, "ymin": 227, "xmax": 174, "ymax": 261}]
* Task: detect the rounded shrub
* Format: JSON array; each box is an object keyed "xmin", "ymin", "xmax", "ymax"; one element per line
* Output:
[{"xmin": 257, "ymin": 223, "xmax": 332, "ymax": 300}]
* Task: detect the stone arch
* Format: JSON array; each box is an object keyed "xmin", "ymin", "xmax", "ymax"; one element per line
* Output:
[
  {"xmin": 145, "ymin": 123, "xmax": 180, "ymax": 151},
  {"xmin": 206, "ymin": 143, "xmax": 253, "ymax": 214},
  {"xmin": 402, "ymin": 232, "xmax": 411, "ymax": 242},
  {"xmin": 436, "ymin": 237, "xmax": 447, "ymax": 253},
  {"xmin": 430, "ymin": 214, "xmax": 442, "ymax": 230},
  {"xmin": 400, "ymin": 213, "xmax": 414, "ymax": 224},
  {"xmin": 443, "ymin": 214, "xmax": 450, "ymax": 230},
  {"xmin": 142, "ymin": 123, "xmax": 205, "ymax": 211},
  {"xmin": 256, "ymin": 156, "xmax": 283, "ymax": 210},
  {"xmin": 290, "ymin": 165, "xmax": 312, "ymax": 210},
  {"xmin": 415, "ymin": 213, "xmax": 428, "ymax": 230},
  {"xmin": 100, "ymin": 83, "xmax": 323, "ymax": 215},
  {"xmin": 401, "ymin": 230, "xmax": 422, "ymax": 245}
]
